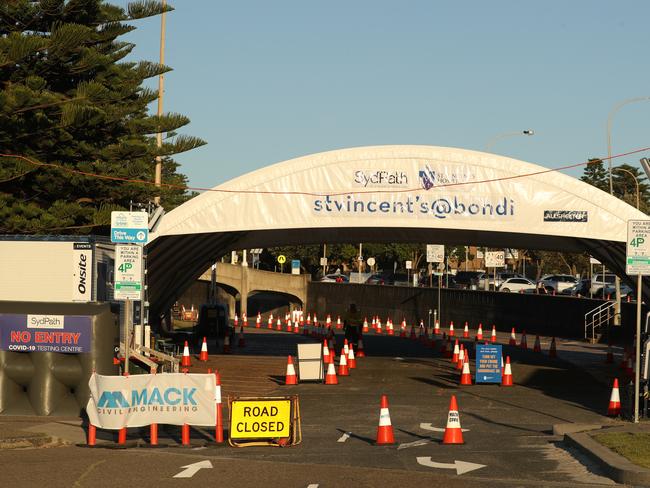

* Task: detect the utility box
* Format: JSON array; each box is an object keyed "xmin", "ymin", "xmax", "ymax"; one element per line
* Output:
[{"xmin": 0, "ymin": 235, "xmax": 115, "ymax": 303}]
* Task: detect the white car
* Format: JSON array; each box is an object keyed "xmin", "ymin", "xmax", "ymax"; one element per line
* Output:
[
  {"xmin": 499, "ymin": 277, "xmax": 536, "ymax": 293},
  {"xmin": 539, "ymin": 274, "xmax": 579, "ymax": 293},
  {"xmin": 590, "ymin": 273, "xmax": 617, "ymax": 295}
]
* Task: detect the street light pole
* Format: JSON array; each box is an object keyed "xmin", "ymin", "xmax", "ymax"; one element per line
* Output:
[
  {"xmin": 485, "ymin": 130, "xmax": 535, "ymax": 153},
  {"xmin": 154, "ymin": 0, "xmax": 168, "ymax": 205},
  {"xmin": 611, "ymin": 167, "xmax": 640, "ymax": 209}
]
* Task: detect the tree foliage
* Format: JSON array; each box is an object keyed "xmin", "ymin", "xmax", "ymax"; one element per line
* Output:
[{"xmin": 0, "ymin": 0, "xmax": 205, "ymax": 234}]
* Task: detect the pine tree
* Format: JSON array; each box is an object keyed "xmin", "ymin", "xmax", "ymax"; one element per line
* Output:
[{"xmin": 0, "ymin": 0, "xmax": 206, "ymax": 234}]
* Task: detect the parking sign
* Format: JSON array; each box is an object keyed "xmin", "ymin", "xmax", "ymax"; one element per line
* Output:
[
  {"xmin": 627, "ymin": 220, "xmax": 650, "ymax": 275},
  {"xmin": 114, "ymin": 245, "xmax": 142, "ymax": 300}
]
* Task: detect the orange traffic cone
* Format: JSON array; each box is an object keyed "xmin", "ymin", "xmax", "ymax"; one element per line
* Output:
[
  {"xmin": 276, "ymin": 317, "xmax": 282, "ymax": 331},
  {"xmin": 520, "ymin": 331, "xmax": 528, "ymax": 349},
  {"xmin": 323, "ymin": 340, "xmax": 331, "ymax": 364},
  {"xmin": 325, "ymin": 361, "xmax": 338, "ymax": 385},
  {"xmin": 449, "ymin": 321, "xmax": 455, "ymax": 337},
  {"xmin": 223, "ymin": 334, "xmax": 231, "ymax": 354},
  {"xmin": 238, "ymin": 326, "xmax": 246, "ymax": 347},
  {"xmin": 256, "ymin": 312, "xmax": 261, "ymax": 328},
  {"xmin": 491, "ymin": 325, "xmax": 497, "ymax": 343},
  {"xmin": 434, "ymin": 320, "xmax": 440, "ymax": 335},
  {"xmin": 375, "ymin": 395, "xmax": 395, "ymax": 445},
  {"xmin": 607, "ymin": 378, "xmax": 621, "ymax": 416},
  {"xmin": 181, "ymin": 341, "xmax": 192, "ymax": 368},
  {"xmin": 460, "ymin": 357, "xmax": 472, "ymax": 385},
  {"xmin": 362, "ymin": 318, "xmax": 369, "ymax": 333},
  {"xmin": 267, "ymin": 316, "xmax": 273, "ymax": 329},
  {"xmin": 348, "ymin": 344, "xmax": 357, "ymax": 369},
  {"xmin": 501, "ymin": 356, "xmax": 513, "ymax": 386},
  {"xmin": 533, "ymin": 335, "xmax": 541, "ymax": 353},
  {"xmin": 442, "ymin": 395, "xmax": 464, "ymax": 444},
  {"xmin": 338, "ymin": 349, "xmax": 350, "ymax": 376},
  {"xmin": 509, "ymin": 327, "xmax": 517, "ymax": 346},
  {"xmin": 549, "ymin": 337, "xmax": 557, "ymax": 358},
  {"xmin": 452, "ymin": 340, "xmax": 460, "ymax": 363},
  {"xmin": 476, "ymin": 323, "xmax": 483, "ymax": 341},
  {"xmin": 285, "ymin": 355, "xmax": 298, "ymax": 385},
  {"xmin": 199, "ymin": 337, "xmax": 208, "ymax": 362},
  {"xmin": 457, "ymin": 345, "xmax": 465, "ymax": 370},
  {"xmin": 463, "ymin": 322, "xmax": 469, "ymax": 338},
  {"xmin": 356, "ymin": 337, "xmax": 366, "ymax": 358},
  {"xmin": 243, "ymin": 315, "xmax": 248, "ymax": 328}
]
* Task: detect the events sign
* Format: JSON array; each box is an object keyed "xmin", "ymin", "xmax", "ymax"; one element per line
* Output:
[
  {"xmin": 86, "ymin": 373, "xmax": 218, "ymax": 429},
  {"xmin": 72, "ymin": 243, "xmax": 93, "ymax": 302},
  {"xmin": 475, "ymin": 344, "xmax": 502, "ymax": 384},
  {"xmin": 0, "ymin": 314, "xmax": 91, "ymax": 353}
]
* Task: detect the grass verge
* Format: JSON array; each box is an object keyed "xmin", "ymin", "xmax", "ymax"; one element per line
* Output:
[{"xmin": 593, "ymin": 432, "xmax": 650, "ymax": 469}]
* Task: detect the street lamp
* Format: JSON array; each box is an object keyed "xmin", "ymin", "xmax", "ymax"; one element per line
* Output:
[
  {"xmin": 610, "ymin": 166, "xmax": 640, "ymax": 209},
  {"xmin": 485, "ymin": 130, "xmax": 535, "ymax": 153},
  {"xmin": 607, "ymin": 97, "xmax": 650, "ymax": 194}
]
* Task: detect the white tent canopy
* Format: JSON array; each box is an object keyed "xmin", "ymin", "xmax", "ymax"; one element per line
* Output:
[{"xmin": 147, "ymin": 145, "xmax": 647, "ymax": 319}]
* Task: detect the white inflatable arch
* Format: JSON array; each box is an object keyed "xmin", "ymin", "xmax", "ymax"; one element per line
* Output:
[{"xmin": 147, "ymin": 145, "xmax": 647, "ymax": 318}]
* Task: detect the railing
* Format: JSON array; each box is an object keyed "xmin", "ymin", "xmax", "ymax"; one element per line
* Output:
[{"xmin": 584, "ymin": 300, "xmax": 616, "ymax": 342}]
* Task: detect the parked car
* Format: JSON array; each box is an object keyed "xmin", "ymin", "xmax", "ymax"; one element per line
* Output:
[
  {"xmin": 478, "ymin": 272, "xmax": 524, "ymax": 290},
  {"xmin": 590, "ymin": 273, "xmax": 617, "ymax": 295},
  {"xmin": 595, "ymin": 283, "xmax": 634, "ymax": 301},
  {"xmin": 499, "ymin": 277, "xmax": 536, "ymax": 293},
  {"xmin": 538, "ymin": 274, "xmax": 579, "ymax": 293},
  {"xmin": 560, "ymin": 279, "xmax": 591, "ymax": 296},
  {"xmin": 454, "ymin": 271, "xmax": 483, "ymax": 289},
  {"xmin": 320, "ymin": 273, "xmax": 349, "ymax": 283},
  {"xmin": 365, "ymin": 274, "xmax": 387, "ymax": 285}
]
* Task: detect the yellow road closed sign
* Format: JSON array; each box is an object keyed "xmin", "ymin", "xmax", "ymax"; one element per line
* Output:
[{"xmin": 230, "ymin": 399, "xmax": 291, "ymax": 439}]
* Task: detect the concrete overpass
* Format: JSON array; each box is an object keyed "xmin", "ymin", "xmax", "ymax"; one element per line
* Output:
[{"xmin": 198, "ymin": 262, "xmax": 309, "ymax": 317}]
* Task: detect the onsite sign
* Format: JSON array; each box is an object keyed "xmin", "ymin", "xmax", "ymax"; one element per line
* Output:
[
  {"xmin": 230, "ymin": 398, "xmax": 291, "ymax": 439},
  {"xmin": 475, "ymin": 344, "xmax": 502, "ymax": 384},
  {"xmin": 86, "ymin": 373, "xmax": 217, "ymax": 429},
  {"xmin": 426, "ymin": 244, "xmax": 445, "ymax": 263},
  {"xmin": 626, "ymin": 220, "xmax": 650, "ymax": 275},
  {"xmin": 0, "ymin": 314, "xmax": 91, "ymax": 353},
  {"xmin": 110, "ymin": 211, "xmax": 148, "ymax": 244},
  {"xmin": 72, "ymin": 243, "xmax": 93, "ymax": 302},
  {"xmin": 485, "ymin": 251, "xmax": 505, "ymax": 268},
  {"xmin": 114, "ymin": 245, "xmax": 142, "ymax": 300}
]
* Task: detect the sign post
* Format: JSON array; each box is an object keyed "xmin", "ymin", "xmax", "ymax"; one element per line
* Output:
[
  {"xmin": 626, "ymin": 219, "xmax": 650, "ymax": 423},
  {"xmin": 485, "ymin": 251, "xmax": 505, "ymax": 290},
  {"xmin": 277, "ymin": 255, "xmax": 286, "ymax": 273},
  {"xmin": 426, "ymin": 245, "xmax": 445, "ymax": 322}
]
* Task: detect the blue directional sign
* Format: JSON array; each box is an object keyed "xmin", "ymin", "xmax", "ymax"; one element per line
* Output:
[
  {"xmin": 111, "ymin": 211, "xmax": 149, "ymax": 244},
  {"xmin": 475, "ymin": 344, "xmax": 502, "ymax": 384}
]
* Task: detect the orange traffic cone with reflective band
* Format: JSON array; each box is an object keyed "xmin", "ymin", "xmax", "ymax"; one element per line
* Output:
[
  {"xmin": 323, "ymin": 340, "xmax": 331, "ymax": 363},
  {"xmin": 463, "ymin": 322, "xmax": 469, "ymax": 338},
  {"xmin": 199, "ymin": 337, "xmax": 208, "ymax": 362},
  {"xmin": 325, "ymin": 361, "xmax": 338, "ymax": 385},
  {"xmin": 476, "ymin": 323, "xmax": 483, "ymax": 341},
  {"xmin": 348, "ymin": 344, "xmax": 356, "ymax": 369},
  {"xmin": 442, "ymin": 395, "xmax": 464, "ymax": 444},
  {"xmin": 256, "ymin": 312, "xmax": 261, "ymax": 328},
  {"xmin": 356, "ymin": 337, "xmax": 366, "ymax": 358},
  {"xmin": 285, "ymin": 355, "xmax": 298, "ymax": 385},
  {"xmin": 502, "ymin": 356, "xmax": 513, "ymax": 386},
  {"xmin": 460, "ymin": 357, "xmax": 472, "ymax": 385},
  {"xmin": 243, "ymin": 315, "xmax": 248, "ymax": 327},
  {"xmin": 491, "ymin": 325, "xmax": 497, "ymax": 343},
  {"xmin": 375, "ymin": 395, "xmax": 395, "ymax": 445},
  {"xmin": 549, "ymin": 337, "xmax": 557, "ymax": 358},
  {"xmin": 452, "ymin": 340, "xmax": 460, "ymax": 363},
  {"xmin": 607, "ymin": 378, "xmax": 621, "ymax": 416},
  {"xmin": 434, "ymin": 320, "xmax": 440, "ymax": 335},
  {"xmin": 457, "ymin": 345, "xmax": 465, "ymax": 370},
  {"xmin": 449, "ymin": 321, "xmax": 455, "ymax": 337},
  {"xmin": 181, "ymin": 341, "xmax": 192, "ymax": 368},
  {"xmin": 363, "ymin": 318, "xmax": 369, "ymax": 333},
  {"xmin": 533, "ymin": 335, "xmax": 541, "ymax": 353},
  {"xmin": 338, "ymin": 349, "xmax": 349, "ymax": 376}
]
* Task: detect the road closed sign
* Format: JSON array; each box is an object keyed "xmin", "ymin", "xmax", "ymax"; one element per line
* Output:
[{"xmin": 230, "ymin": 398, "xmax": 291, "ymax": 439}]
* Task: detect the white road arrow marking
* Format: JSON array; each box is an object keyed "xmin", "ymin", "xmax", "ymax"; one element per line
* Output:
[
  {"xmin": 173, "ymin": 460, "xmax": 213, "ymax": 478},
  {"xmin": 419, "ymin": 423, "xmax": 469, "ymax": 432},
  {"xmin": 416, "ymin": 457, "xmax": 486, "ymax": 475},
  {"xmin": 307, "ymin": 485, "xmax": 319, "ymax": 488},
  {"xmin": 397, "ymin": 439, "xmax": 430, "ymax": 450},
  {"xmin": 337, "ymin": 432, "xmax": 351, "ymax": 443}
]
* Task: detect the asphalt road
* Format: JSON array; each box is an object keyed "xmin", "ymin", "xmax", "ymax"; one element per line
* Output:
[{"xmin": 0, "ymin": 328, "xmax": 624, "ymax": 487}]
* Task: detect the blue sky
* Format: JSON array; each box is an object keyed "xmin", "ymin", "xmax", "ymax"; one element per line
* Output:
[{"xmin": 115, "ymin": 0, "xmax": 650, "ymax": 189}]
